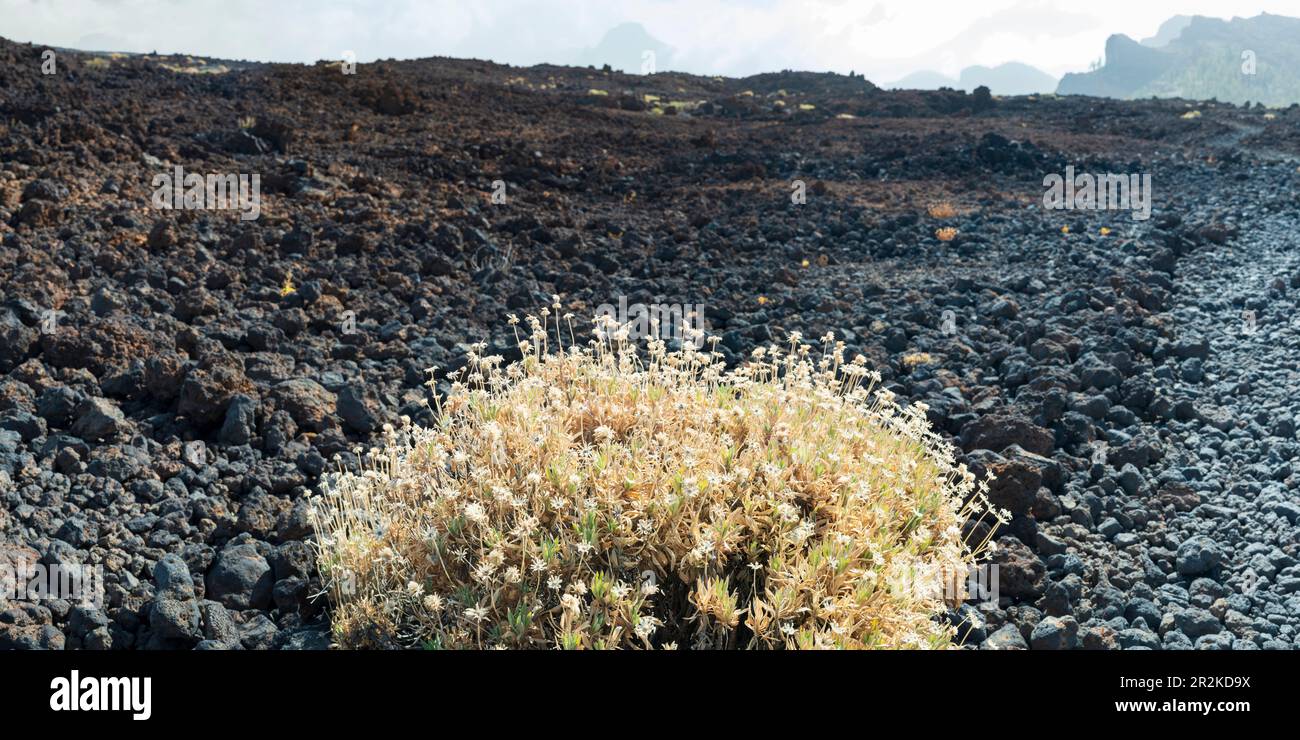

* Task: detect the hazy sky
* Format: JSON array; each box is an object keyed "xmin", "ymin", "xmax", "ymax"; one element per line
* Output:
[{"xmin": 3, "ymin": 0, "xmax": 1298, "ymax": 81}]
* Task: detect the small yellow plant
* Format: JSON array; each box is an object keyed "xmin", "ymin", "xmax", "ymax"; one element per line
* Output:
[
  {"xmin": 1181, "ymin": 110, "xmax": 1202, "ymax": 120},
  {"xmin": 1099, "ymin": 227, "xmax": 1111, "ymax": 236},
  {"xmin": 927, "ymin": 202, "xmax": 958, "ymax": 219},
  {"xmin": 279, "ymin": 270, "xmax": 296, "ymax": 297},
  {"xmin": 1061, "ymin": 225, "xmax": 1070, "ymax": 234},
  {"xmin": 902, "ymin": 352, "xmax": 936, "ymax": 368},
  {"xmin": 311, "ymin": 305, "xmax": 1001, "ymax": 649},
  {"xmin": 935, "ymin": 227, "xmax": 958, "ymax": 242}
]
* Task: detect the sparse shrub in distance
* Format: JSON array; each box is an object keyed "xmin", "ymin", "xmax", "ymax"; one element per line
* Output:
[
  {"xmin": 310, "ymin": 301, "xmax": 1001, "ymax": 649},
  {"xmin": 927, "ymin": 202, "xmax": 958, "ymax": 219},
  {"xmin": 935, "ymin": 227, "xmax": 959, "ymax": 242},
  {"xmin": 902, "ymin": 352, "xmax": 936, "ymax": 368}
]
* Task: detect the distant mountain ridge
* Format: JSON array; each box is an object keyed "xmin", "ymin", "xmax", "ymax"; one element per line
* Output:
[
  {"xmin": 959, "ymin": 63, "xmax": 1058, "ymax": 96},
  {"xmin": 1059, "ymin": 13, "xmax": 1300, "ymax": 106},
  {"xmin": 1140, "ymin": 15, "xmax": 1192, "ymax": 48},
  {"xmin": 888, "ymin": 61, "xmax": 1057, "ymax": 95},
  {"xmin": 574, "ymin": 22, "xmax": 675, "ymax": 73}
]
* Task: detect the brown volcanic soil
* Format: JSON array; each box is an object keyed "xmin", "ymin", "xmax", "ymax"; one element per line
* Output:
[{"xmin": 3, "ymin": 38, "xmax": 1300, "ymax": 650}]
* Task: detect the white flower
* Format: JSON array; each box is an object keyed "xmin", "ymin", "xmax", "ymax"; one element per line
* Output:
[
  {"xmin": 777, "ymin": 502, "xmax": 800, "ymax": 523},
  {"xmin": 634, "ymin": 619, "xmax": 657, "ymax": 640},
  {"xmin": 473, "ymin": 562, "xmax": 497, "ymax": 583},
  {"xmin": 463, "ymin": 502, "xmax": 487, "ymax": 523},
  {"xmin": 791, "ymin": 520, "xmax": 815, "ymax": 543}
]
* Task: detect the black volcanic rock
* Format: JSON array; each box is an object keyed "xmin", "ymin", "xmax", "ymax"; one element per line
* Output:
[{"xmin": 1, "ymin": 32, "xmax": 1298, "ymax": 653}]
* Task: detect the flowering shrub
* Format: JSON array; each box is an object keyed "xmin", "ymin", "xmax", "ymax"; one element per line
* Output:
[
  {"xmin": 935, "ymin": 226, "xmax": 959, "ymax": 242},
  {"xmin": 927, "ymin": 201, "xmax": 959, "ymax": 219},
  {"xmin": 310, "ymin": 303, "xmax": 1000, "ymax": 649}
]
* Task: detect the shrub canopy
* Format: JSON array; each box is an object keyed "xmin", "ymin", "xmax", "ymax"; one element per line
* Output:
[{"xmin": 311, "ymin": 307, "xmax": 999, "ymax": 649}]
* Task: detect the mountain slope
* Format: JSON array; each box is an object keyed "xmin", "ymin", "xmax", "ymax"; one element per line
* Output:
[
  {"xmin": 1059, "ymin": 13, "xmax": 1300, "ymax": 106},
  {"xmin": 959, "ymin": 62, "xmax": 1057, "ymax": 96}
]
